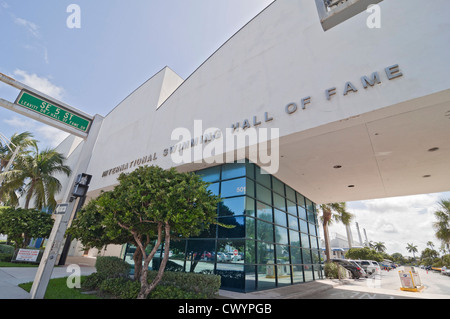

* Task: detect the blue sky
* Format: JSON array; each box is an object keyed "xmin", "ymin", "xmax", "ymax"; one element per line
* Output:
[
  {"xmin": 0, "ymin": 0, "xmax": 274, "ymax": 146},
  {"xmin": 0, "ymin": 1, "xmax": 448, "ymax": 256}
]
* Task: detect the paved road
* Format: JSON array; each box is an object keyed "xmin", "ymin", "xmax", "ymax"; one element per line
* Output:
[{"xmin": 312, "ymin": 267, "xmax": 450, "ymax": 299}]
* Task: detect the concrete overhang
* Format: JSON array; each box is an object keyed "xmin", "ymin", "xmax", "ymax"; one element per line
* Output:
[{"xmin": 273, "ymin": 89, "xmax": 450, "ymax": 204}]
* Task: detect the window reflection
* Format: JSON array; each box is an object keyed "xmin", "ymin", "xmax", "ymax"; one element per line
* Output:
[
  {"xmin": 218, "ymin": 197, "xmax": 245, "ymax": 216},
  {"xmin": 221, "ymin": 178, "xmax": 247, "ymax": 198},
  {"xmin": 256, "ymin": 201, "xmax": 272, "ymax": 222},
  {"xmin": 256, "ymin": 220, "xmax": 274, "ymax": 243},
  {"xmin": 123, "ymin": 162, "xmax": 322, "ymax": 293}
]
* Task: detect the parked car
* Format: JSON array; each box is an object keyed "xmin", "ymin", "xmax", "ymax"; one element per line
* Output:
[
  {"xmin": 349, "ymin": 260, "xmax": 368, "ymax": 278},
  {"xmin": 441, "ymin": 266, "xmax": 450, "ymax": 276},
  {"xmin": 217, "ymin": 252, "xmax": 231, "ymax": 262},
  {"xmin": 358, "ymin": 260, "xmax": 380, "ymax": 275},
  {"xmin": 331, "ymin": 259, "xmax": 366, "ymax": 279}
]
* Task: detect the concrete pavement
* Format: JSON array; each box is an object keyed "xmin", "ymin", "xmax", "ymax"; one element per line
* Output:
[
  {"xmin": 0, "ymin": 256, "xmax": 97, "ymax": 299},
  {"xmin": 2, "ymin": 258, "xmax": 449, "ymax": 299}
]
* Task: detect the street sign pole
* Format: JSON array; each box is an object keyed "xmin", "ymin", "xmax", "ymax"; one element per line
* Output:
[
  {"xmin": 29, "ymin": 202, "xmax": 76, "ymax": 299},
  {"xmin": 1, "ymin": 71, "xmax": 104, "ymax": 299}
]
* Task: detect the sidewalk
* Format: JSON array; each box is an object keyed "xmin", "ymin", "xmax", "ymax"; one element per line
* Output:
[
  {"xmin": 0, "ymin": 256, "xmax": 97, "ymax": 299},
  {"xmin": 218, "ymin": 279, "xmax": 341, "ymax": 299}
]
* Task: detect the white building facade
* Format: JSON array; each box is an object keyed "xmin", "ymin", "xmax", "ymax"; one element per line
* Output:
[{"xmin": 21, "ymin": 0, "xmax": 450, "ymax": 292}]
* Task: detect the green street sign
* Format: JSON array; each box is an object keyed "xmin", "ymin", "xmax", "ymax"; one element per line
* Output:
[{"xmin": 15, "ymin": 90, "xmax": 92, "ymax": 133}]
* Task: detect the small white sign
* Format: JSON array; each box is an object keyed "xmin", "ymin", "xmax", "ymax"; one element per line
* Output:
[
  {"xmin": 16, "ymin": 249, "xmax": 40, "ymax": 262},
  {"xmin": 55, "ymin": 203, "xmax": 69, "ymax": 215}
]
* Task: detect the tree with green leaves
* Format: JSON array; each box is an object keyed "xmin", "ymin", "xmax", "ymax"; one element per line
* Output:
[
  {"xmin": 66, "ymin": 195, "xmax": 146, "ymax": 281},
  {"xmin": 0, "ymin": 144, "xmax": 71, "ymax": 210},
  {"xmin": 433, "ymin": 199, "xmax": 450, "ymax": 253},
  {"xmin": 406, "ymin": 243, "xmax": 418, "ymax": 259},
  {"xmin": 0, "ymin": 131, "xmax": 36, "ymax": 172},
  {"xmin": 319, "ymin": 202, "xmax": 352, "ymax": 263},
  {"xmin": 0, "ymin": 206, "xmax": 54, "ymax": 249},
  {"xmin": 68, "ymin": 165, "xmax": 221, "ymax": 299},
  {"xmin": 373, "ymin": 242, "xmax": 386, "ymax": 253}
]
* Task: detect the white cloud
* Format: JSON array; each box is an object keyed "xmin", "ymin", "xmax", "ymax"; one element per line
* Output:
[
  {"xmin": 13, "ymin": 16, "xmax": 40, "ymax": 38},
  {"xmin": 325, "ymin": 192, "xmax": 450, "ymax": 257},
  {"xmin": 3, "ymin": 116, "xmax": 69, "ymax": 148},
  {"xmin": 13, "ymin": 69, "xmax": 64, "ymax": 100}
]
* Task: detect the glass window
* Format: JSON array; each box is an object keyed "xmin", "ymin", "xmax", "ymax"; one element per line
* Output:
[
  {"xmin": 291, "ymin": 246, "xmax": 302, "ymax": 264},
  {"xmin": 310, "ymin": 236, "xmax": 319, "ymax": 249},
  {"xmin": 299, "ymin": 219, "xmax": 309, "ymax": 233},
  {"xmin": 257, "ymin": 242, "xmax": 274, "ymax": 264},
  {"xmin": 222, "ymin": 163, "xmax": 246, "ymax": 180},
  {"xmin": 246, "ymin": 162, "xmax": 255, "ymax": 179},
  {"xmin": 275, "ymin": 226, "xmax": 289, "ymax": 245},
  {"xmin": 305, "ymin": 198, "xmax": 314, "ymax": 212},
  {"xmin": 221, "ymin": 178, "xmax": 246, "ymax": 198},
  {"xmin": 246, "ymin": 217, "xmax": 255, "ymax": 239},
  {"xmin": 256, "ymin": 201, "xmax": 272, "ymax": 223},
  {"xmin": 274, "ymin": 209, "xmax": 287, "ymax": 227},
  {"xmin": 218, "ymin": 216, "xmax": 245, "ymax": 238},
  {"xmin": 256, "ymin": 184, "xmax": 272, "ymax": 205},
  {"xmin": 255, "ymin": 166, "xmax": 271, "ymax": 188},
  {"xmin": 257, "ymin": 265, "xmax": 276, "ymax": 289},
  {"xmin": 309, "ymin": 223, "xmax": 317, "ymax": 236},
  {"xmin": 218, "ymin": 197, "xmax": 245, "ymax": 217},
  {"xmin": 272, "ymin": 177, "xmax": 284, "ymax": 196},
  {"xmin": 301, "ymin": 233, "xmax": 310, "ymax": 248},
  {"xmin": 297, "ymin": 192, "xmax": 305, "ymax": 207},
  {"xmin": 245, "ymin": 197, "xmax": 255, "ymax": 216},
  {"xmin": 286, "ymin": 200, "xmax": 297, "ymax": 216},
  {"xmin": 302, "ymin": 249, "xmax": 313, "ymax": 265},
  {"xmin": 197, "ymin": 166, "xmax": 220, "ymax": 182},
  {"xmin": 207, "ymin": 182, "xmax": 219, "ymax": 196},
  {"xmin": 273, "ymin": 193, "xmax": 286, "ymax": 211},
  {"xmin": 286, "ymin": 186, "xmax": 296, "ymax": 203},
  {"xmin": 289, "ymin": 230, "xmax": 300, "ymax": 246},
  {"xmin": 245, "ymin": 240, "xmax": 256, "ymax": 264},
  {"xmin": 298, "ymin": 205, "xmax": 307, "ymax": 220},
  {"xmin": 185, "ymin": 239, "xmax": 216, "ymax": 267},
  {"xmin": 292, "ymin": 265, "xmax": 304, "ymax": 283},
  {"xmin": 307, "ymin": 210, "xmax": 316, "ymax": 224},
  {"xmin": 246, "ymin": 178, "xmax": 255, "ymax": 197},
  {"xmin": 304, "ymin": 264, "xmax": 314, "ymax": 282},
  {"xmin": 256, "ymin": 220, "xmax": 274, "ymax": 243},
  {"xmin": 288, "ymin": 214, "xmax": 299, "ymax": 231},
  {"xmin": 217, "ymin": 239, "xmax": 245, "ymax": 264},
  {"xmin": 275, "ymin": 245, "xmax": 290, "ymax": 264}
]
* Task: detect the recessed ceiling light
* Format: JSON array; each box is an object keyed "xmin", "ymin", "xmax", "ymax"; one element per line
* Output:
[
  {"xmin": 423, "ymin": 175, "xmax": 431, "ymax": 178},
  {"xmin": 333, "ymin": 165, "xmax": 342, "ymax": 169},
  {"xmin": 348, "ymin": 185, "xmax": 355, "ymax": 188},
  {"xmin": 428, "ymin": 147, "xmax": 439, "ymax": 152}
]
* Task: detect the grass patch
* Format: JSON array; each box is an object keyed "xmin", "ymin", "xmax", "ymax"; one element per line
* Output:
[
  {"xmin": 19, "ymin": 276, "xmax": 100, "ymax": 299},
  {"xmin": 0, "ymin": 261, "xmax": 39, "ymax": 267}
]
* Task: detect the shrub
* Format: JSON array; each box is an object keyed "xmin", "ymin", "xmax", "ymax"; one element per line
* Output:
[
  {"xmin": 81, "ymin": 272, "xmax": 105, "ymax": 291},
  {"xmin": 0, "ymin": 244, "xmax": 15, "ymax": 262},
  {"xmin": 149, "ymin": 285, "xmax": 206, "ymax": 299},
  {"xmin": 324, "ymin": 262, "xmax": 347, "ymax": 279},
  {"xmin": 147, "ymin": 271, "xmax": 221, "ymax": 299},
  {"xmin": 95, "ymin": 256, "xmax": 130, "ymax": 279}
]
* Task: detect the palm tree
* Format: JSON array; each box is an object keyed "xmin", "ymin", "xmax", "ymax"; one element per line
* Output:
[
  {"xmin": 433, "ymin": 199, "xmax": 450, "ymax": 251},
  {"xmin": 406, "ymin": 243, "xmax": 418, "ymax": 259},
  {"xmin": 373, "ymin": 241, "xmax": 386, "ymax": 253},
  {"xmin": 0, "ymin": 144, "xmax": 71, "ymax": 210},
  {"xmin": 0, "ymin": 131, "xmax": 36, "ymax": 171},
  {"xmin": 319, "ymin": 202, "xmax": 353, "ymax": 263}
]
